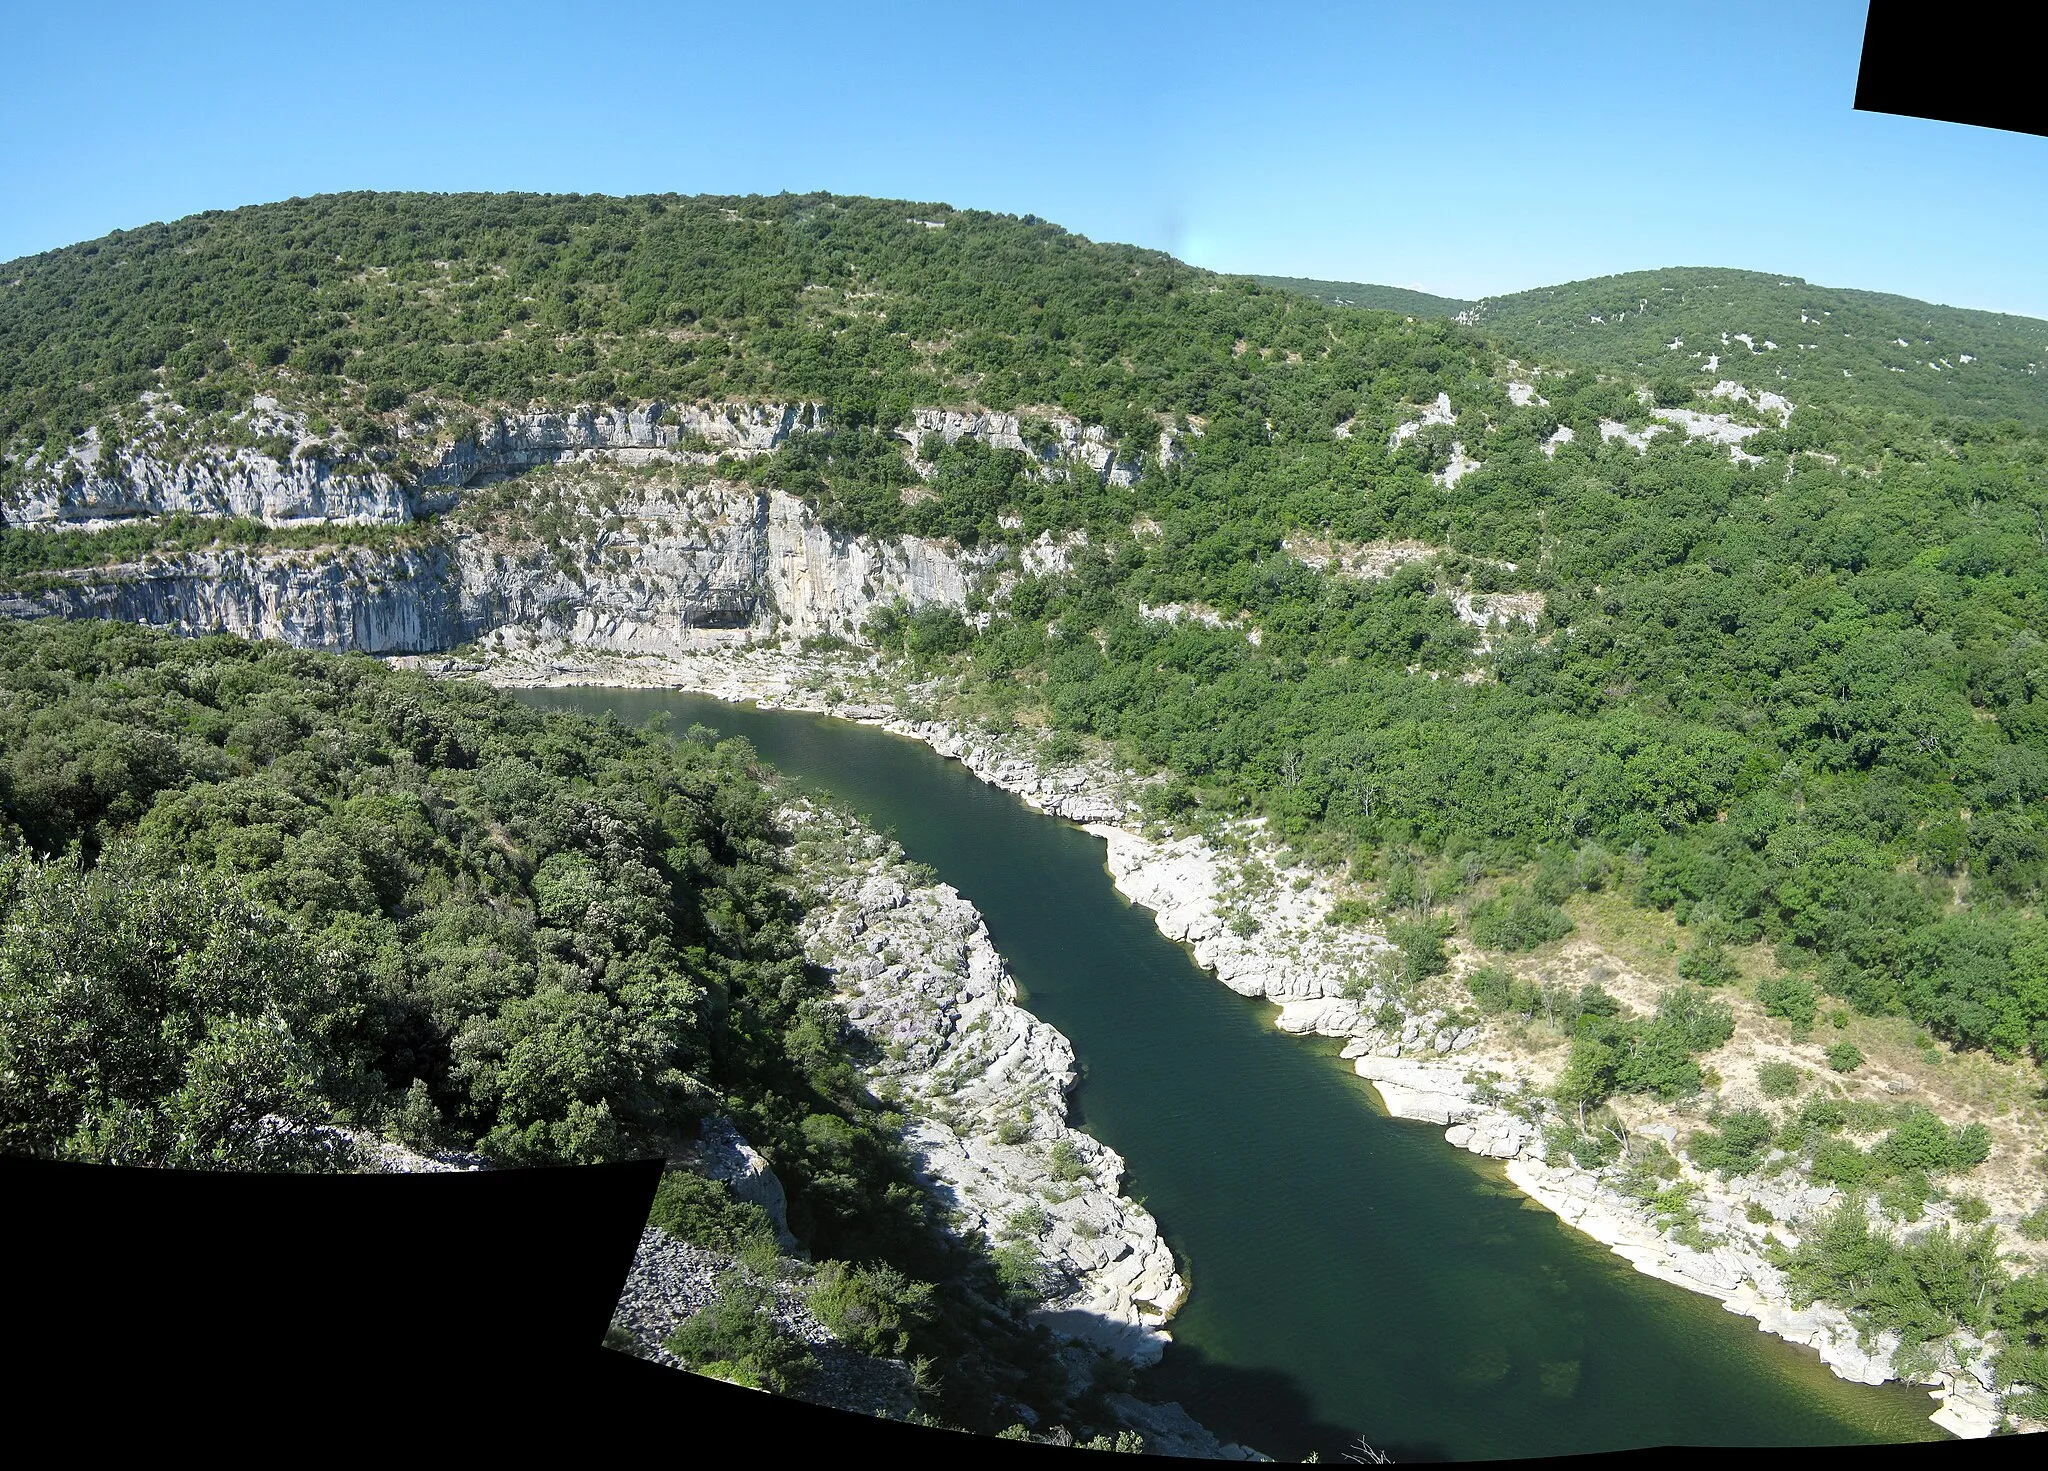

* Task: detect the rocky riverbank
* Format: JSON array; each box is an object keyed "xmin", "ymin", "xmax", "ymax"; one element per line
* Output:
[
  {"xmin": 785, "ymin": 794, "xmax": 1187, "ymax": 1362},
  {"xmin": 447, "ymin": 638, "xmax": 2028, "ymax": 1441}
]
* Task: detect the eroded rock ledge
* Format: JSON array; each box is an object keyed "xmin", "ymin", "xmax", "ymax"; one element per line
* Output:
[{"xmin": 786, "ymin": 795, "xmax": 1186, "ymax": 1363}]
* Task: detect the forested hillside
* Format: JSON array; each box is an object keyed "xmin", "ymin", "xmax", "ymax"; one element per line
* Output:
[
  {"xmin": 7, "ymin": 190, "xmax": 2048, "ymax": 1404},
  {"xmin": 0, "ymin": 620, "xmax": 1108, "ymax": 1430},
  {"xmin": 1265, "ymin": 267, "xmax": 2048, "ymax": 428},
  {"xmin": 0, "ymin": 191, "xmax": 1470, "ymax": 495}
]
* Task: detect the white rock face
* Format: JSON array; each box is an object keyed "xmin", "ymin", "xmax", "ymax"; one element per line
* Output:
[
  {"xmin": 684, "ymin": 1116, "xmax": 797, "ymax": 1248},
  {"xmin": 902, "ymin": 406, "xmax": 1146, "ymax": 487},
  {"xmin": 791, "ymin": 799, "xmax": 1185, "ymax": 1364},
  {"xmin": 0, "ymin": 545, "xmax": 469, "ymax": 652},
  {"xmin": 3, "ymin": 486, "xmax": 994, "ymax": 654},
  {"xmin": 7, "ymin": 448, "xmax": 416, "ymax": 529},
  {"xmin": 419, "ymin": 401, "xmax": 825, "ymax": 491},
  {"xmin": 4, "ymin": 397, "xmax": 1162, "ymax": 532},
  {"xmin": 1387, "ymin": 392, "xmax": 1457, "ymax": 450}
]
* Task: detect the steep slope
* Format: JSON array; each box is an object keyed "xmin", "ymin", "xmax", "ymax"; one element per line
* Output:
[{"xmin": 0, "ymin": 192, "xmax": 1472, "ymax": 507}]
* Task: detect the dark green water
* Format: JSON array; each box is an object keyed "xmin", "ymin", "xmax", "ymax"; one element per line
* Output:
[{"xmin": 519, "ymin": 687, "xmax": 1943, "ymax": 1461}]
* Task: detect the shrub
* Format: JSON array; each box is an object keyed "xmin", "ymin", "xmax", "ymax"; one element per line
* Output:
[
  {"xmin": 1465, "ymin": 964, "xmax": 1521, "ymax": 1014},
  {"xmin": 1386, "ymin": 917, "xmax": 1450, "ymax": 985},
  {"xmin": 1757, "ymin": 974, "xmax": 1819, "ymax": 1030},
  {"xmin": 1872, "ymin": 1107, "xmax": 1991, "ymax": 1175},
  {"xmin": 1995, "ymin": 1272, "xmax": 2048, "ymax": 1396},
  {"xmin": 666, "ymin": 1268, "xmax": 814, "ymax": 1393},
  {"xmin": 1785, "ymin": 1202, "xmax": 2004, "ymax": 1349},
  {"xmin": 1047, "ymin": 1139, "xmax": 1089, "ymax": 1182},
  {"xmin": 1797, "ymin": 1096, "xmax": 1848, "ymax": 1133},
  {"xmin": 804, "ymin": 1260, "xmax": 935, "ymax": 1358},
  {"xmin": 1678, "ymin": 942, "xmax": 1740, "ymax": 986},
  {"xmin": 990, "ymin": 1242, "xmax": 1051, "ymax": 1301},
  {"xmin": 1756, "ymin": 1060, "xmax": 1802, "ymax": 1099},
  {"xmin": 1808, "ymin": 1138, "xmax": 1871, "ymax": 1187},
  {"xmin": 1826, "ymin": 1041, "xmax": 1865, "ymax": 1073},
  {"xmin": 1039, "ymin": 731, "xmax": 1083, "ymax": 766},
  {"xmin": 1326, "ymin": 896, "xmax": 1376, "ymax": 927},
  {"xmin": 1467, "ymin": 886, "xmax": 1574, "ymax": 951},
  {"xmin": 1003, "ymin": 1204, "xmax": 1051, "ymax": 1239},
  {"xmin": 1689, "ymin": 1108, "xmax": 1776, "ymax": 1177},
  {"xmin": 647, "ymin": 1170, "xmax": 780, "ymax": 1259},
  {"xmin": 2021, "ymin": 1204, "xmax": 2048, "ymax": 1242}
]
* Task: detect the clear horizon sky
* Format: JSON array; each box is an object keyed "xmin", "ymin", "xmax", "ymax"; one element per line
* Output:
[{"xmin": 4, "ymin": 1, "xmax": 2044, "ymax": 318}]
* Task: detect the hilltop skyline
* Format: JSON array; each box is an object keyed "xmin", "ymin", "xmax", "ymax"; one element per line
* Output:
[{"xmin": 3, "ymin": 1, "xmax": 2045, "ymax": 320}]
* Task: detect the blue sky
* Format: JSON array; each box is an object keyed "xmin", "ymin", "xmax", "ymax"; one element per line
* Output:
[{"xmin": 4, "ymin": 1, "xmax": 2044, "ymax": 317}]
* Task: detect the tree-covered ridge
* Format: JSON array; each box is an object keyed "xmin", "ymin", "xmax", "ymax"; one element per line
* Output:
[
  {"xmin": 0, "ymin": 191, "xmax": 1482, "ymax": 493},
  {"xmin": 0, "ymin": 620, "xmax": 857, "ymax": 1174},
  {"xmin": 1251, "ymin": 276, "xmax": 1474, "ymax": 318},
  {"xmin": 1261, "ymin": 266, "xmax": 2048, "ymax": 429},
  {"xmin": 1463, "ymin": 268, "xmax": 2048, "ymax": 429}
]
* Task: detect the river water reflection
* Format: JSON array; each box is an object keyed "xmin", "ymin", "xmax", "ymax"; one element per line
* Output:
[{"xmin": 518, "ymin": 687, "xmax": 1942, "ymax": 1460}]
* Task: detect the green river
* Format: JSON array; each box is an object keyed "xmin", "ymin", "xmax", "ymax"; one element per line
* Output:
[{"xmin": 519, "ymin": 686, "xmax": 1943, "ymax": 1460}]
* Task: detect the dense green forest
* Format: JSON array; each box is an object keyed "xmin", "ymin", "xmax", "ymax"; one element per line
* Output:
[
  {"xmin": 8, "ymin": 189, "xmax": 2048, "ymax": 1402},
  {"xmin": 1252, "ymin": 276, "xmax": 1474, "ymax": 318},
  {"xmin": 0, "ymin": 191, "xmax": 1484, "ymax": 497},
  {"xmin": 894, "ymin": 396, "xmax": 2048, "ymax": 1069},
  {"xmin": 0, "ymin": 618, "xmax": 1122, "ymax": 1431},
  {"xmin": 1265, "ymin": 267, "xmax": 2048, "ymax": 428}
]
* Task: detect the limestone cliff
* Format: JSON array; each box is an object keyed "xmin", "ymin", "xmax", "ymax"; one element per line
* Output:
[{"xmin": 3, "ymin": 483, "xmax": 996, "ymax": 655}]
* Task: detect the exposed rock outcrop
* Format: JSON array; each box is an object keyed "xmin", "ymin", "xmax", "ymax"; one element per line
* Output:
[
  {"xmin": 5, "ymin": 397, "xmax": 1160, "ymax": 531},
  {"xmin": 4, "ymin": 485, "xmax": 993, "ymax": 653},
  {"xmin": 789, "ymin": 797, "xmax": 1186, "ymax": 1363}
]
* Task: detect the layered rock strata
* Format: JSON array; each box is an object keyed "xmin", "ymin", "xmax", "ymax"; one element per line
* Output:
[
  {"xmin": 3, "ymin": 486, "xmax": 993, "ymax": 652},
  {"xmin": 5, "ymin": 398, "xmax": 1158, "ymax": 531}
]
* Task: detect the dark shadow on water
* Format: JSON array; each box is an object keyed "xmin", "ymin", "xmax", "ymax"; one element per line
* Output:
[{"xmin": 1143, "ymin": 1337, "xmax": 1446, "ymax": 1464}]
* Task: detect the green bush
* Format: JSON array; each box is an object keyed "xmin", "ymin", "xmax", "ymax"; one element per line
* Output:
[
  {"xmin": 1996, "ymin": 1272, "xmax": 2048, "ymax": 1395},
  {"xmin": 1047, "ymin": 1139, "xmax": 1089, "ymax": 1182},
  {"xmin": 1688, "ymin": 1108, "xmax": 1776, "ymax": 1178},
  {"xmin": 1826, "ymin": 1041, "xmax": 1865, "ymax": 1073},
  {"xmin": 1785, "ymin": 1201, "xmax": 2004, "ymax": 1350},
  {"xmin": 1677, "ymin": 942, "xmax": 1740, "ymax": 986},
  {"xmin": 805, "ymin": 1260, "xmax": 935, "ymax": 1358},
  {"xmin": 1756, "ymin": 1060, "xmax": 1803, "ymax": 1099},
  {"xmin": 1465, "ymin": 964, "xmax": 1528, "ymax": 1015},
  {"xmin": 1326, "ymin": 896, "xmax": 1376, "ymax": 927},
  {"xmin": 1757, "ymin": 975, "xmax": 1820, "ymax": 1031},
  {"xmin": 1467, "ymin": 886, "xmax": 1573, "ymax": 952},
  {"xmin": 1039, "ymin": 731, "xmax": 1083, "ymax": 767},
  {"xmin": 1386, "ymin": 917, "xmax": 1451, "ymax": 985},
  {"xmin": 1871, "ymin": 1107, "xmax": 1991, "ymax": 1175},
  {"xmin": 1807, "ymin": 1138, "xmax": 1872, "ymax": 1187},
  {"xmin": 666, "ymin": 1268, "xmax": 814, "ymax": 1393},
  {"xmin": 990, "ymin": 1242, "xmax": 1051, "ymax": 1302},
  {"xmin": 647, "ymin": 1171, "xmax": 779, "ymax": 1259},
  {"xmin": 2021, "ymin": 1204, "xmax": 2048, "ymax": 1242}
]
